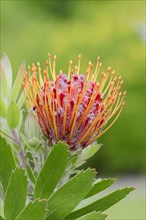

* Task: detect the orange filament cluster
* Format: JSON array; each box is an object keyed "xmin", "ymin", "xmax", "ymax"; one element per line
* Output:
[{"xmin": 23, "ymin": 53, "xmax": 126, "ymax": 150}]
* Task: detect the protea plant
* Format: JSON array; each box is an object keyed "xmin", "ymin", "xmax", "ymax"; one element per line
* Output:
[{"xmin": 0, "ymin": 53, "xmax": 134, "ymax": 220}]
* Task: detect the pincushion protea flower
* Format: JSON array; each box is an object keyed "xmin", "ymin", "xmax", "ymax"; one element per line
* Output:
[{"xmin": 23, "ymin": 54, "xmax": 126, "ymax": 150}]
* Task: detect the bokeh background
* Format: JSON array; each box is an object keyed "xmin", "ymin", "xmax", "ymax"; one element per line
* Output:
[{"xmin": 1, "ymin": 0, "xmax": 145, "ymax": 219}]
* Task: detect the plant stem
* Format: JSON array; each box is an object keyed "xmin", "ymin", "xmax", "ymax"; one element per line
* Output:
[{"xmin": 11, "ymin": 129, "xmax": 26, "ymax": 168}]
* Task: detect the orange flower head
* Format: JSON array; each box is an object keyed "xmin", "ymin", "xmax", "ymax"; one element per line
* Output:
[{"xmin": 23, "ymin": 54, "xmax": 126, "ymax": 150}]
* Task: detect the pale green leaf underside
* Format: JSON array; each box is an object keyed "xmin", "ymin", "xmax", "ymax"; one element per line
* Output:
[
  {"xmin": 7, "ymin": 101, "xmax": 20, "ymax": 130},
  {"xmin": 75, "ymin": 144, "xmax": 102, "ymax": 168},
  {"xmin": 82, "ymin": 144, "xmax": 102, "ymax": 161},
  {"xmin": 0, "ymin": 98, "xmax": 6, "ymax": 117},
  {"xmin": 0, "ymin": 61, "xmax": 7, "ymax": 97},
  {"xmin": 76, "ymin": 211, "xmax": 106, "ymax": 220},
  {"xmin": 17, "ymin": 92, "xmax": 24, "ymax": 109},
  {"xmin": 9, "ymin": 62, "xmax": 25, "ymax": 103},
  {"xmin": 1, "ymin": 53, "xmax": 12, "ymax": 97}
]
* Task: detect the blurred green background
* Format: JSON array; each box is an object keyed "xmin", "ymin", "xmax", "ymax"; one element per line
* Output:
[
  {"xmin": 1, "ymin": 0, "xmax": 145, "ymax": 219},
  {"xmin": 1, "ymin": 0, "xmax": 145, "ymax": 175}
]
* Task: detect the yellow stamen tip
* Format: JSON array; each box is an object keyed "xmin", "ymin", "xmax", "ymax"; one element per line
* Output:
[
  {"xmin": 118, "ymin": 92, "xmax": 122, "ymax": 97},
  {"xmin": 37, "ymin": 62, "xmax": 40, "ymax": 67},
  {"xmin": 118, "ymin": 75, "xmax": 122, "ymax": 81},
  {"xmin": 114, "ymin": 77, "xmax": 117, "ymax": 82},
  {"xmin": 78, "ymin": 54, "xmax": 81, "ymax": 60},
  {"xmin": 44, "ymin": 70, "xmax": 47, "ymax": 75},
  {"xmin": 107, "ymin": 66, "xmax": 111, "ymax": 72},
  {"xmin": 122, "ymin": 101, "xmax": 126, "ymax": 107},
  {"xmin": 99, "ymin": 62, "xmax": 102, "ymax": 67},
  {"xmin": 110, "ymin": 81, "xmax": 114, "ymax": 87},
  {"xmin": 102, "ymin": 72, "xmax": 106, "ymax": 78},
  {"xmin": 97, "ymin": 56, "xmax": 100, "ymax": 61},
  {"xmin": 75, "ymin": 65, "xmax": 78, "ymax": 71},
  {"xmin": 123, "ymin": 91, "xmax": 126, "ymax": 96}
]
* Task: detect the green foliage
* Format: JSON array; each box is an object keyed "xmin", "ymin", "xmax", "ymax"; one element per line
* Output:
[
  {"xmin": 0, "ymin": 54, "xmax": 25, "ymax": 153},
  {"xmin": 4, "ymin": 167, "xmax": 28, "ymax": 220},
  {"xmin": 9, "ymin": 62, "xmax": 25, "ymax": 104},
  {"xmin": 85, "ymin": 178, "xmax": 116, "ymax": 198},
  {"xmin": 76, "ymin": 212, "xmax": 106, "ymax": 220},
  {"xmin": 65, "ymin": 187, "xmax": 134, "ymax": 220},
  {"xmin": 0, "ymin": 53, "xmax": 12, "ymax": 97},
  {"xmin": 24, "ymin": 116, "xmax": 41, "ymax": 142},
  {"xmin": 0, "ymin": 138, "xmax": 15, "ymax": 192},
  {"xmin": 0, "ymin": 98, "xmax": 6, "ymax": 118},
  {"xmin": 0, "ymin": 138, "xmax": 134, "ymax": 220},
  {"xmin": 47, "ymin": 169, "xmax": 96, "ymax": 220},
  {"xmin": 7, "ymin": 102, "xmax": 20, "ymax": 130},
  {"xmin": 74, "ymin": 144, "xmax": 102, "ymax": 168},
  {"xmin": 0, "ymin": 61, "xmax": 7, "ymax": 98},
  {"xmin": 15, "ymin": 200, "xmax": 46, "ymax": 220},
  {"xmin": 35, "ymin": 142, "xmax": 69, "ymax": 199}
]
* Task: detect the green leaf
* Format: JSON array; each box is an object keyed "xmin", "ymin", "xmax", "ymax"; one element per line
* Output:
[
  {"xmin": 24, "ymin": 115, "xmax": 41, "ymax": 140},
  {"xmin": 26, "ymin": 164, "xmax": 36, "ymax": 185},
  {"xmin": 0, "ymin": 216, "xmax": 4, "ymax": 220},
  {"xmin": 0, "ymin": 98, "xmax": 6, "ymax": 118},
  {"xmin": 0, "ymin": 138, "xmax": 15, "ymax": 192},
  {"xmin": 1, "ymin": 53, "xmax": 12, "ymax": 96},
  {"xmin": 82, "ymin": 144, "xmax": 102, "ymax": 161},
  {"xmin": 35, "ymin": 142, "xmax": 69, "ymax": 199},
  {"xmin": 9, "ymin": 63, "xmax": 25, "ymax": 103},
  {"xmin": 75, "ymin": 144, "xmax": 102, "ymax": 168},
  {"xmin": 47, "ymin": 169, "xmax": 96, "ymax": 220},
  {"xmin": 85, "ymin": 178, "xmax": 116, "ymax": 198},
  {"xmin": 76, "ymin": 212, "xmax": 106, "ymax": 220},
  {"xmin": 0, "ymin": 197, "xmax": 4, "ymax": 219},
  {"xmin": 4, "ymin": 167, "xmax": 28, "ymax": 220},
  {"xmin": 65, "ymin": 187, "xmax": 135, "ymax": 220},
  {"xmin": 28, "ymin": 137, "xmax": 41, "ymax": 145},
  {"xmin": 0, "ymin": 128, "xmax": 14, "ymax": 145},
  {"xmin": 17, "ymin": 92, "xmax": 24, "ymax": 109},
  {"xmin": 7, "ymin": 102, "xmax": 20, "ymax": 130},
  {"xmin": 0, "ymin": 60, "xmax": 7, "ymax": 97},
  {"xmin": 15, "ymin": 200, "xmax": 46, "ymax": 220},
  {"xmin": 20, "ymin": 133, "xmax": 32, "ymax": 150}
]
